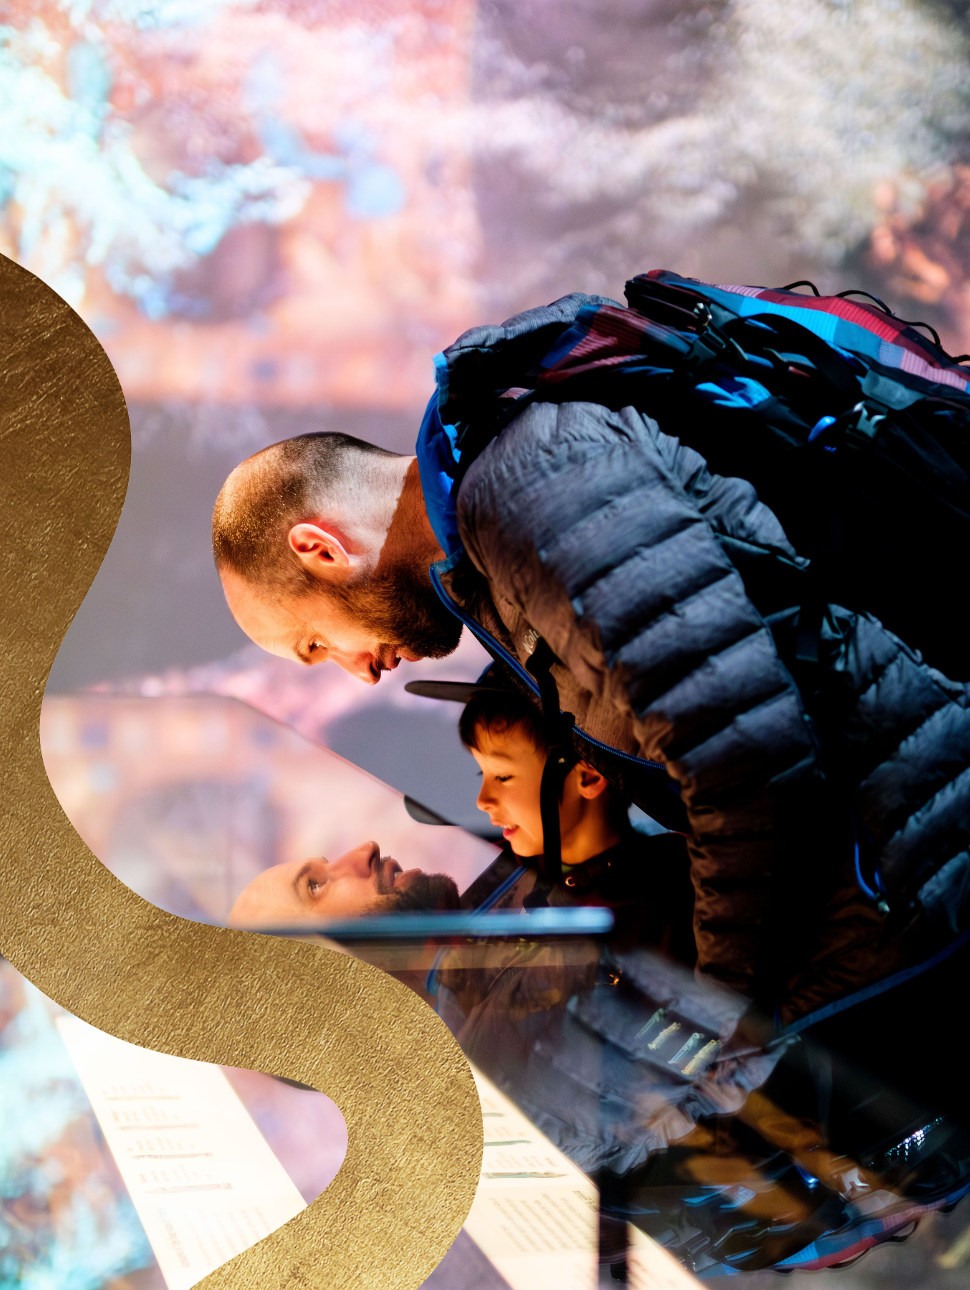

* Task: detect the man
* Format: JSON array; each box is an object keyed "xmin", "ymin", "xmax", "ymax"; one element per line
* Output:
[
  {"xmin": 228, "ymin": 839, "xmax": 460, "ymax": 927},
  {"xmin": 212, "ymin": 290, "xmax": 970, "ymax": 1022}
]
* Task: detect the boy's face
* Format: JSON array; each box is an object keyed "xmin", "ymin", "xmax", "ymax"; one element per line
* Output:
[{"xmin": 470, "ymin": 723, "xmax": 547, "ymax": 857}]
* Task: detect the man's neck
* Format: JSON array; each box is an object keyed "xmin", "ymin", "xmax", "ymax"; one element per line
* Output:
[{"xmin": 380, "ymin": 456, "xmax": 445, "ymax": 569}]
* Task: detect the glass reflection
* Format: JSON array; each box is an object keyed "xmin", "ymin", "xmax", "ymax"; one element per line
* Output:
[
  {"xmin": 38, "ymin": 689, "xmax": 970, "ymax": 1283},
  {"xmin": 435, "ymin": 937, "xmax": 970, "ymax": 1276},
  {"xmin": 40, "ymin": 693, "xmax": 496, "ymax": 927}
]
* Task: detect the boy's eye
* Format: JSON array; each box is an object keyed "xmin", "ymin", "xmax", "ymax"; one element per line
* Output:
[
  {"xmin": 496, "ymin": 775, "xmax": 512, "ymax": 783},
  {"xmin": 307, "ymin": 879, "xmax": 322, "ymax": 896}
]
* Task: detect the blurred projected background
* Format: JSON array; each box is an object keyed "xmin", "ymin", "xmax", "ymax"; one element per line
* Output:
[{"xmin": 8, "ymin": 0, "xmax": 970, "ymax": 831}]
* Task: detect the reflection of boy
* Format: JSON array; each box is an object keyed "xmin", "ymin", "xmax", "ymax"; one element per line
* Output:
[{"xmin": 459, "ymin": 685, "xmax": 695, "ymax": 963}]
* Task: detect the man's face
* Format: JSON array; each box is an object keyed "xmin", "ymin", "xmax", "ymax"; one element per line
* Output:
[
  {"xmin": 228, "ymin": 840, "xmax": 424, "ymax": 927},
  {"xmin": 221, "ymin": 560, "xmax": 461, "ymax": 685},
  {"xmin": 471, "ymin": 726, "xmax": 547, "ymax": 858}
]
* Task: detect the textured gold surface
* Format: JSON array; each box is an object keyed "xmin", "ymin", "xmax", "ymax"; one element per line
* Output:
[{"xmin": 0, "ymin": 254, "xmax": 482, "ymax": 1288}]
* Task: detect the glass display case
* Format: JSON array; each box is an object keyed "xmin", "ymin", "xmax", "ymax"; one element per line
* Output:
[{"xmin": 18, "ymin": 693, "xmax": 970, "ymax": 1286}]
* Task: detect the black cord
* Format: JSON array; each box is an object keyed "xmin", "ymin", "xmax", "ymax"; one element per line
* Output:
[
  {"xmin": 780, "ymin": 280, "xmax": 821, "ymax": 295},
  {"xmin": 836, "ymin": 289, "xmax": 949, "ymax": 350},
  {"xmin": 835, "ymin": 288, "xmax": 894, "ymax": 315},
  {"xmin": 777, "ymin": 282, "xmax": 970, "ymax": 365}
]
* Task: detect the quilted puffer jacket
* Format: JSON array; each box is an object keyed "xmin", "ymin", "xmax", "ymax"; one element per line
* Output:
[{"xmin": 419, "ymin": 297, "xmax": 970, "ymax": 1022}]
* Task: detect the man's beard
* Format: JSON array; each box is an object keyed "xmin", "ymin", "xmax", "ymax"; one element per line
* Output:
[
  {"xmin": 373, "ymin": 870, "xmax": 461, "ymax": 913},
  {"xmin": 325, "ymin": 558, "xmax": 463, "ymax": 660}
]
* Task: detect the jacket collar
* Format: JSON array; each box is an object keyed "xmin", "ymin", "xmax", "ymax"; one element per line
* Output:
[{"xmin": 415, "ymin": 368, "xmax": 465, "ymax": 575}]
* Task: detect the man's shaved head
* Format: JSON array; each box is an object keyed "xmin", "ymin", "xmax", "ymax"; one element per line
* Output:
[
  {"xmin": 213, "ymin": 431, "xmax": 462, "ymax": 680},
  {"xmin": 213, "ymin": 432, "xmax": 397, "ymax": 597}
]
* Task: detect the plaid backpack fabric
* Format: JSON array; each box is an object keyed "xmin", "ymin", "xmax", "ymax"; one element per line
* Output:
[{"xmin": 449, "ymin": 271, "xmax": 970, "ymax": 680}]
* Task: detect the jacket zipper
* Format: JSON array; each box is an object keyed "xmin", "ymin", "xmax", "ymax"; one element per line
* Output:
[{"xmin": 429, "ymin": 564, "xmax": 666, "ymax": 773}]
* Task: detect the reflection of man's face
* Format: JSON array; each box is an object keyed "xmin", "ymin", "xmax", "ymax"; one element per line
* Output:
[{"xmin": 228, "ymin": 840, "xmax": 424, "ymax": 927}]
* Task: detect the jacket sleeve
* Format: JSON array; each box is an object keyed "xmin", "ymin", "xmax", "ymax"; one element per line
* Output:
[{"xmin": 457, "ymin": 401, "xmax": 824, "ymax": 998}]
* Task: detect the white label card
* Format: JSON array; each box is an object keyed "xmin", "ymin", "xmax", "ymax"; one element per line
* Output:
[
  {"xmin": 464, "ymin": 1066, "xmax": 700, "ymax": 1290},
  {"xmin": 56, "ymin": 1016, "xmax": 307, "ymax": 1290}
]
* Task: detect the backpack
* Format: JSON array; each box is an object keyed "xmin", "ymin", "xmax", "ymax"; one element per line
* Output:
[{"xmin": 446, "ymin": 271, "xmax": 970, "ymax": 682}]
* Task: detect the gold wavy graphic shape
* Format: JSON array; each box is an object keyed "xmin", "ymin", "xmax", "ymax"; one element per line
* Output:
[{"xmin": 0, "ymin": 254, "xmax": 482, "ymax": 1288}]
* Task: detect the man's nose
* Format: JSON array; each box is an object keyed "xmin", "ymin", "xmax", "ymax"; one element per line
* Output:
[
  {"xmin": 352, "ymin": 841, "xmax": 381, "ymax": 875},
  {"xmin": 333, "ymin": 842, "xmax": 380, "ymax": 877},
  {"xmin": 328, "ymin": 650, "xmax": 381, "ymax": 685}
]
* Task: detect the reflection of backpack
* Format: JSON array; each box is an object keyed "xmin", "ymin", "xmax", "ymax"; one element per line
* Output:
[
  {"xmin": 446, "ymin": 272, "xmax": 970, "ymax": 680},
  {"xmin": 611, "ymin": 1133, "xmax": 970, "ymax": 1278},
  {"xmin": 595, "ymin": 979, "xmax": 970, "ymax": 1278}
]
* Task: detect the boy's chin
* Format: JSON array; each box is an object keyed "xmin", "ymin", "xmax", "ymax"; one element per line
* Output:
[{"xmin": 508, "ymin": 834, "xmax": 543, "ymax": 859}]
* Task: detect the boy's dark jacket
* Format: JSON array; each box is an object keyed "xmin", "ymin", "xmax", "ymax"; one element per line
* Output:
[{"xmin": 419, "ymin": 293, "xmax": 970, "ymax": 1021}]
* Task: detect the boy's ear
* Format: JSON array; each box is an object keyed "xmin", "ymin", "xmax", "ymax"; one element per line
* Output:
[{"xmin": 575, "ymin": 762, "xmax": 609, "ymax": 800}]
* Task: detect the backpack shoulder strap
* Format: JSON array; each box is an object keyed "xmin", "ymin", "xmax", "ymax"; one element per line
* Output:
[{"xmin": 525, "ymin": 639, "xmax": 578, "ymax": 883}]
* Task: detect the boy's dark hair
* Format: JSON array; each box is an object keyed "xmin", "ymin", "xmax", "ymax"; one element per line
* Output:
[
  {"xmin": 460, "ymin": 686, "xmax": 632, "ymax": 827},
  {"xmin": 459, "ymin": 687, "xmax": 550, "ymax": 755}
]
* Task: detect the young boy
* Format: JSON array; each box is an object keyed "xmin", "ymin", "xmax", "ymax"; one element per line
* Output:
[{"xmin": 458, "ymin": 684, "xmax": 697, "ymax": 965}]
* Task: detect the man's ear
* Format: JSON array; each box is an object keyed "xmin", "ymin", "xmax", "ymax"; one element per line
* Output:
[
  {"xmin": 575, "ymin": 762, "xmax": 609, "ymax": 800},
  {"xmin": 288, "ymin": 522, "xmax": 352, "ymax": 573}
]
